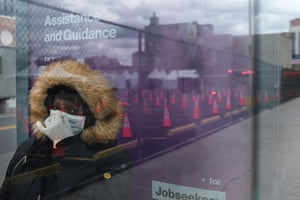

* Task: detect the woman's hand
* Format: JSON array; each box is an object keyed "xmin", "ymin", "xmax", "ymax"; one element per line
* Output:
[{"xmin": 36, "ymin": 111, "xmax": 73, "ymax": 149}]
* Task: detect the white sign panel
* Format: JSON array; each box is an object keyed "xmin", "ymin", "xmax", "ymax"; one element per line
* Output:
[{"xmin": 152, "ymin": 180, "xmax": 226, "ymax": 200}]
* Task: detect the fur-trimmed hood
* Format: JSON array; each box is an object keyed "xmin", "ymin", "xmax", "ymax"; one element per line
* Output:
[{"xmin": 29, "ymin": 60, "xmax": 123, "ymax": 145}]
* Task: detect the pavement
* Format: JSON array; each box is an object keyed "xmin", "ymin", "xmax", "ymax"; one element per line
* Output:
[
  {"xmin": 129, "ymin": 98, "xmax": 300, "ymax": 200},
  {"xmin": 255, "ymin": 98, "xmax": 300, "ymax": 200},
  {"xmin": 1, "ymin": 97, "xmax": 300, "ymax": 199}
]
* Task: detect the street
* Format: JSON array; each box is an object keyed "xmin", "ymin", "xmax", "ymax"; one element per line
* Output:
[
  {"xmin": 0, "ymin": 113, "xmax": 16, "ymax": 154},
  {"xmin": 0, "ymin": 111, "xmax": 16, "ymax": 184}
]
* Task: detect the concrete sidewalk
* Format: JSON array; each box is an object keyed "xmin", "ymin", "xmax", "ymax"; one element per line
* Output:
[
  {"xmin": 256, "ymin": 98, "xmax": 300, "ymax": 200},
  {"xmin": 130, "ymin": 98, "xmax": 300, "ymax": 200},
  {"xmin": 131, "ymin": 105, "xmax": 253, "ymax": 200}
]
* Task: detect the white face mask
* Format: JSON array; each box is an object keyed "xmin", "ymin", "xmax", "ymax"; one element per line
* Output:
[{"xmin": 49, "ymin": 109, "xmax": 86, "ymax": 135}]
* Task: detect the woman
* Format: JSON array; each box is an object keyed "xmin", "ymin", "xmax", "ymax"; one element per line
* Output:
[{"xmin": 0, "ymin": 60, "xmax": 132, "ymax": 200}]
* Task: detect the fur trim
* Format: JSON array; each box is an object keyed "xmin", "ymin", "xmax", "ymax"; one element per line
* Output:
[{"xmin": 29, "ymin": 60, "xmax": 123, "ymax": 145}]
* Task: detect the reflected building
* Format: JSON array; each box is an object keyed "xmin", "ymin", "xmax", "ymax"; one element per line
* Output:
[
  {"xmin": 135, "ymin": 13, "xmax": 252, "ymax": 91},
  {"xmin": 0, "ymin": 15, "xmax": 16, "ymax": 47},
  {"xmin": 132, "ymin": 13, "xmax": 295, "ymax": 91},
  {"xmin": 0, "ymin": 0, "xmax": 16, "ymax": 100},
  {"xmin": 290, "ymin": 18, "xmax": 300, "ymax": 69},
  {"xmin": 0, "ymin": 0, "xmax": 14, "ymax": 17},
  {"xmin": 143, "ymin": 13, "xmax": 214, "ymax": 72},
  {"xmin": 256, "ymin": 32, "xmax": 292, "ymax": 69}
]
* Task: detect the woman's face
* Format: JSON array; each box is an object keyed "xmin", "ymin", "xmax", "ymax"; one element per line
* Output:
[{"xmin": 51, "ymin": 95, "xmax": 83, "ymax": 116}]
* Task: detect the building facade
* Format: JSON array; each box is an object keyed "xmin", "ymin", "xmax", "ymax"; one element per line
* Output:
[
  {"xmin": 290, "ymin": 18, "xmax": 300, "ymax": 69},
  {"xmin": 0, "ymin": 0, "xmax": 16, "ymax": 101},
  {"xmin": 0, "ymin": 15, "xmax": 16, "ymax": 47},
  {"xmin": 256, "ymin": 32, "xmax": 292, "ymax": 69},
  {"xmin": 139, "ymin": 14, "xmax": 253, "ymax": 91},
  {"xmin": 0, "ymin": 0, "xmax": 14, "ymax": 17}
]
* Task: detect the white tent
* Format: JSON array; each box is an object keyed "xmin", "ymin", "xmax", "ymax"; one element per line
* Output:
[
  {"xmin": 148, "ymin": 67, "xmax": 167, "ymax": 79},
  {"xmin": 127, "ymin": 71, "xmax": 139, "ymax": 89},
  {"xmin": 148, "ymin": 68, "xmax": 200, "ymax": 89},
  {"xmin": 163, "ymin": 70, "xmax": 178, "ymax": 89},
  {"xmin": 114, "ymin": 70, "xmax": 127, "ymax": 89},
  {"xmin": 114, "ymin": 69, "xmax": 139, "ymax": 90},
  {"xmin": 165, "ymin": 70, "xmax": 178, "ymax": 80},
  {"xmin": 123, "ymin": 70, "xmax": 130, "ymax": 79},
  {"xmin": 178, "ymin": 69, "xmax": 200, "ymax": 78}
]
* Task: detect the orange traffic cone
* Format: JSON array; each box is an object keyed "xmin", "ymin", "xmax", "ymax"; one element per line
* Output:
[
  {"xmin": 182, "ymin": 93, "xmax": 187, "ymax": 109},
  {"xmin": 239, "ymin": 90, "xmax": 245, "ymax": 106},
  {"xmin": 155, "ymin": 94, "xmax": 160, "ymax": 107},
  {"xmin": 160, "ymin": 91, "xmax": 164, "ymax": 101},
  {"xmin": 226, "ymin": 93, "xmax": 231, "ymax": 110},
  {"xmin": 134, "ymin": 92, "xmax": 139, "ymax": 104},
  {"xmin": 217, "ymin": 92, "xmax": 222, "ymax": 103},
  {"xmin": 201, "ymin": 93, "xmax": 205, "ymax": 100},
  {"xmin": 162, "ymin": 104, "xmax": 172, "ymax": 127},
  {"xmin": 264, "ymin": 91, "xmax": 269, "ymax": 103},
  {"xmin": 212, "ymin": 98, "xmax": 219, "ymax": 114},
  {"xmin": 193, "ymin": 97, "xmax": 200, "ymax": 119},
  {"xmin": 149, "ymin": 92, "xmax": 153, "ymax": 102},
  {"xmin": 192, "ymin": 94, "xmax": 196, "ymax": 102},
  {"xmin": 171, "ymin": 92, "xmax": 176, "ymax": 105},
  {"xmin": 122, "ymin": 112, "xmax": 133, "ymax": 138},
  {"xmin": 208, "ymin": 93, "xmax": 213, "ymax": 105},
  {"xmin": 142, "ymin": 98, "xmax": 149, "ymax": 114}
]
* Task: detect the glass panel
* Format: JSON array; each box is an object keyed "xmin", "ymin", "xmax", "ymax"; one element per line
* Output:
[{"xmin": 1, "ymin": 0, "xmax": 268, "ymax": 200}]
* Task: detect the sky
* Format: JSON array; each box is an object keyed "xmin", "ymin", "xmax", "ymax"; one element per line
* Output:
[
  {"xmin": 28, "ymin": 0, "xmax": 300, "ymax": 65},
  {"xmin": 256, "ymin": 0, "xmax": 300, "ymax": 33},
  {"xmin": 42, "ymin": 0, "xmax": 300, "ymax": 35}
]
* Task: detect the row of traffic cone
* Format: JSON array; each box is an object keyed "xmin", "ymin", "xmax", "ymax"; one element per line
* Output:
[
  {"xmin": 119, "ymin": 90, "xmax": 273, "ymax": 138},
  {"xmin": 120, "ymin": 103, "xmax": 172, "ymax": 139},
  {"xmin": 128, "ymin": 90, "xmax": 247, "ymax": 107},
  {"xmin": 120, "ymin": 96, "xmax": 226, "ymax": 139}
]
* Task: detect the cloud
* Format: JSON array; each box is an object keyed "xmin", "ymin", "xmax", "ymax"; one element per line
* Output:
[
  {"xmin": 255, "ymin": 13, "xmax": 290, "ymax": 33},
  {"xmin": 258, "ymin": 0, "xmax": 300, "ymax": 14},
  {"xmin": 256, "ymin": 0, "xmax": 300, "ymax": 33},
  {"xmin": 28, "ymin": 0, "xmax": 299, "ymax": 64},
  {"xmin": 31, "ymin": 0, "xmax": 298, "ymax": 35},
  {"xmin": 43, "ymin": 0, "xmax": 251, "ymax": 34}
]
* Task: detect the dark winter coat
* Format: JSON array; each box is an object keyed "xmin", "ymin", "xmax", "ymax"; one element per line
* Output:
[{"xmin": 0, "ymin": 135, "xmax": 132, "ymax": 200}]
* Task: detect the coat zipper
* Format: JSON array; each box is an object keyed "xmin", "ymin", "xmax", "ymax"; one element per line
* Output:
[{"xmin": 11, "ymin": 155, "xmax": 27, "ymax": 176}]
